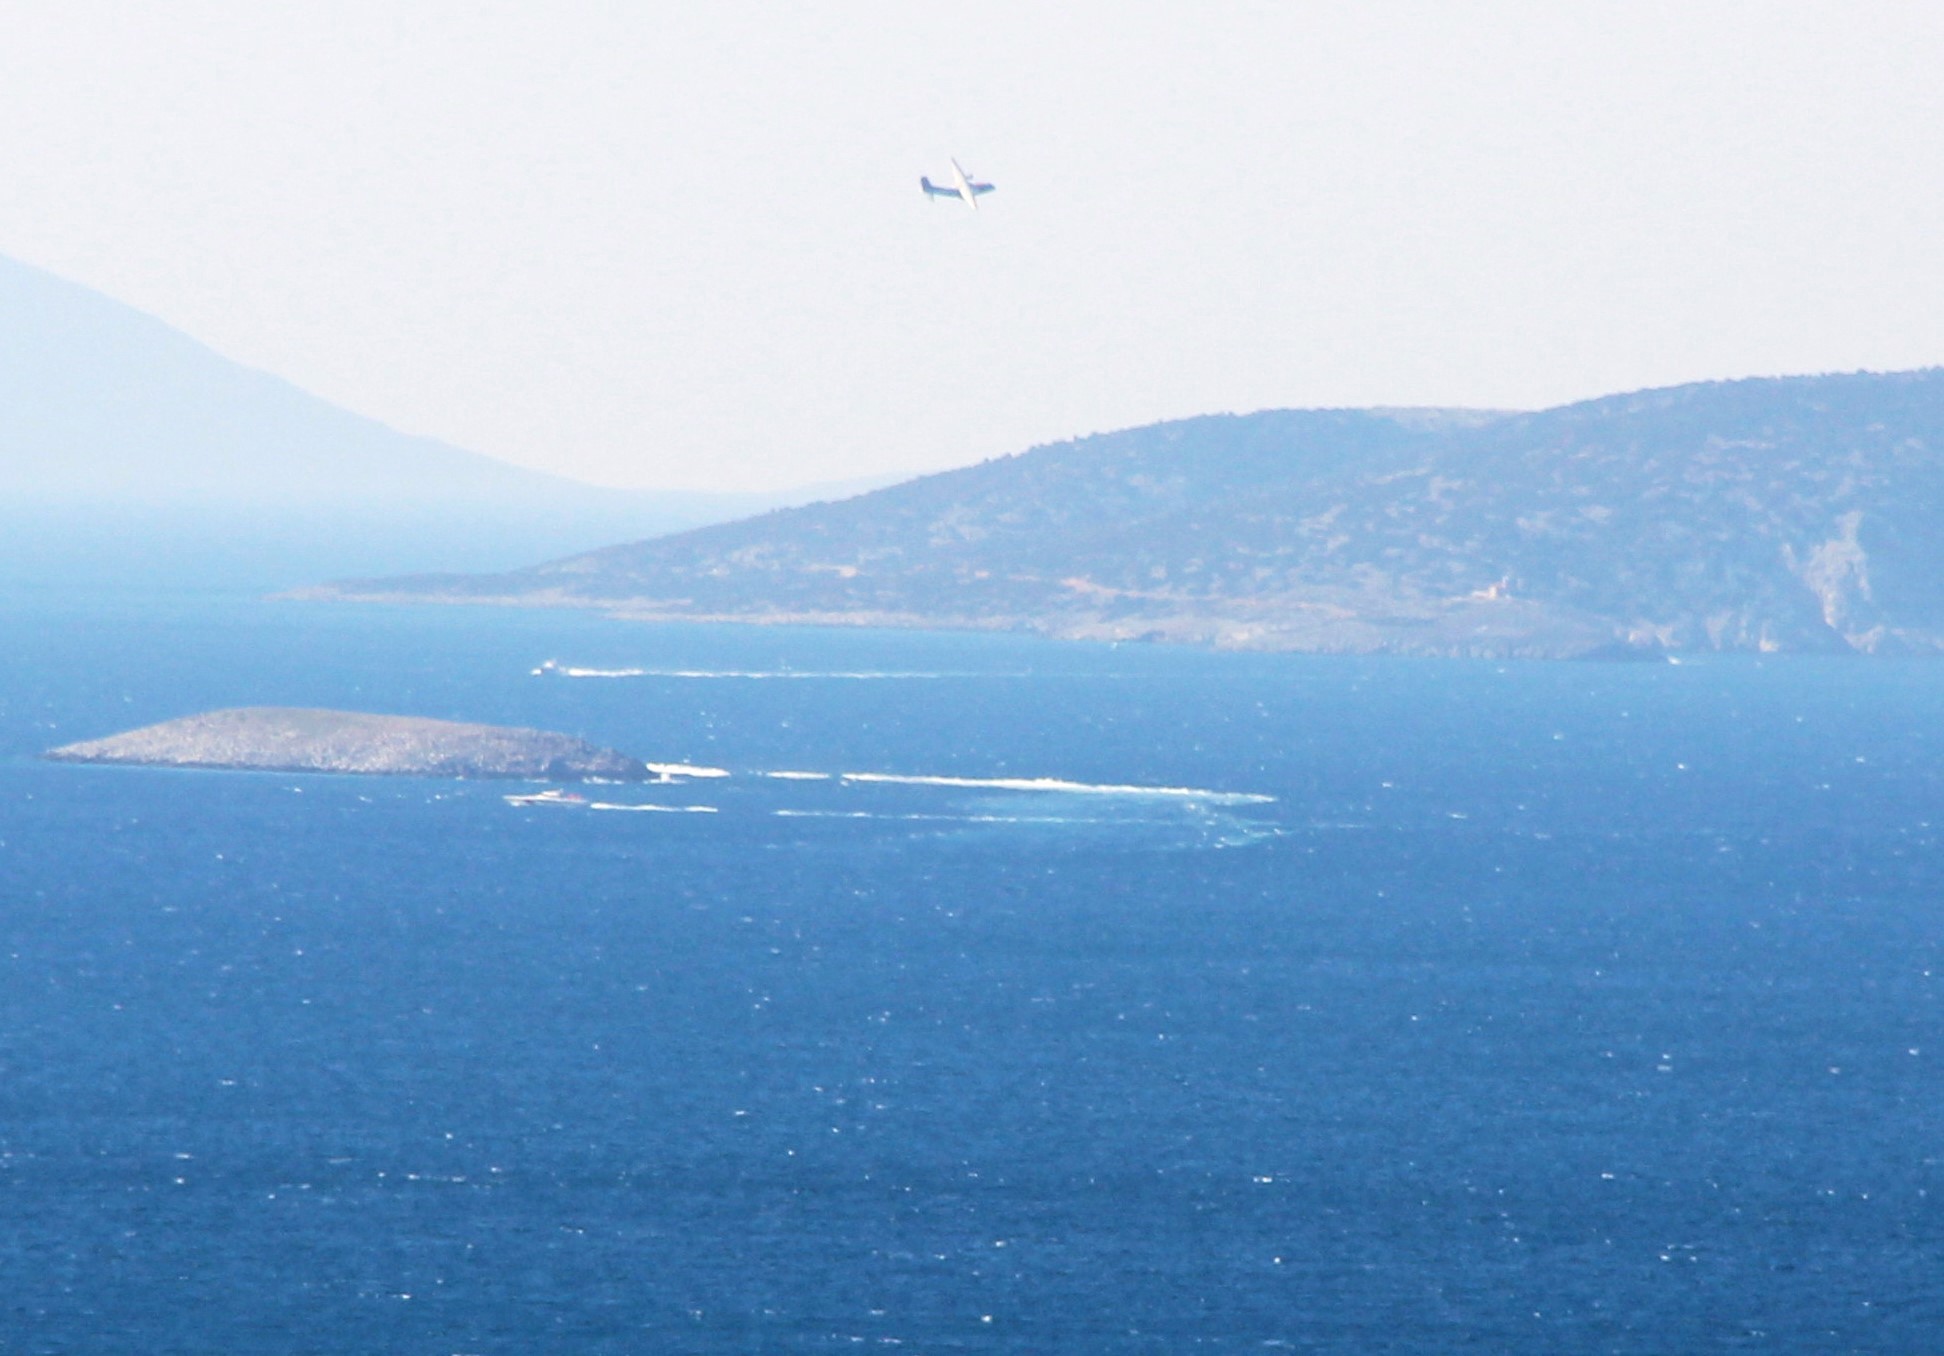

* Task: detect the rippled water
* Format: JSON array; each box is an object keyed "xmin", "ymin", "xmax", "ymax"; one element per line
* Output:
[{"xmin": 3, "ymin": 589, "xmax": 1942, "ymax": 1351}]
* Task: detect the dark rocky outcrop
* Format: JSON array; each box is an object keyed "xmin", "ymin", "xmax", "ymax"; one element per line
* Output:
[{"xmin": 46, "ymin": 708, "xmax": 646, "ymax": 781}]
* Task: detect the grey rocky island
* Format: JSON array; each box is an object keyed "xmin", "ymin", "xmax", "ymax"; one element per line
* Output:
[{"xmin": 46, "ymin": 707, "xmax": 647, "ymax": 781}]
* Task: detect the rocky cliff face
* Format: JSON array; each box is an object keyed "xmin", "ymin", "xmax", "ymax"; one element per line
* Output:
[
  {"xmin": 46, "ymin": 708, "xmax": 646, "ymax": 781},
  {"xmin": 308, "ymin": 369, "xmax": 1944, "ymax": 658}
]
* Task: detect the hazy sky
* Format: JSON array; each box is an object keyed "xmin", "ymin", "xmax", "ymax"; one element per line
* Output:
[{"xmin": 4, "ymin": 2, "xmax": 1943, "ymax": 491}]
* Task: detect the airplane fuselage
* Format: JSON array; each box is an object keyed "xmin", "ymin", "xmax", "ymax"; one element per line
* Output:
[{"xmin": 922, "ymin": 158, "xmax": 995, "ymax": 208}]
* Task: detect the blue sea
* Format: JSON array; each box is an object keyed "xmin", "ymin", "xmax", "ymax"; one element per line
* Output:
[{"xmin": 4, "ymin": 586, "xmax": 1942, "ymax": 1352}]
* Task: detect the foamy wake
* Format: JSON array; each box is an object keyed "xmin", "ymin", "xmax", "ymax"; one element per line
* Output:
[
  {"xmin": 764, "ymin": 770, "xmax": 831, "ymax": 781},
  {"xmin": 836, "ymin": 772, "xmax": 1275, "ymax": 804},
  {"xmin": 590, "ymin": 802, "xmax": 718, "ymax": 814},
  {"xmin": 531, "ymin": 663, "xmax": 651, "ymax": 678},
  {"xmin": 775, "ymin": 809, "xmax": 1118, "ymax": 824},
  {"xmin": 533, "ymin": 660, "xmax": 984, "ymax": 680},
  {"xmin": 646, "ymin": 762, "xmax": 732, "ymax": 780}
]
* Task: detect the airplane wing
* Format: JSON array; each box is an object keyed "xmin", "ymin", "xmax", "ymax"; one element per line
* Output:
[{"xmin": 922, "ymin": 165, "xmax": 995, "ymax": 204}]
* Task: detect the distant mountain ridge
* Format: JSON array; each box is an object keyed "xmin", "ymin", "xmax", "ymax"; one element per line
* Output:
[
  {"xmin": 0, "ymin": 254, "xmax": 875, "ymax": 584},
  {"xmin": 311, "ymin": 368, "xmax": 1944, "ymax": 657},
  {"xmin": 0, "ymin": 253, "xmax": 582, "ymax": 507}
]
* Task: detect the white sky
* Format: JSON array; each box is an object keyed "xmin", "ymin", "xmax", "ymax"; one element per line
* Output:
[{"xmin": 3, "ymin": 1, "xmax": 1943, "ymax": 491}]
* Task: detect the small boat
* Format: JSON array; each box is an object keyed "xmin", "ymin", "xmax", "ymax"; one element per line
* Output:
[{"xmin": 502, "ymin": 788, "xmax": 588, "ymax": 807}]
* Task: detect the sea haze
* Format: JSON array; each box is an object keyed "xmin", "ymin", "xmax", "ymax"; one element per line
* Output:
[
  {"xmin": 0, "ymin": 253, "xmax": 899, "ymax": 593},
  {"xmin": 3, "ymin": 587, "xmax": 1942, "ymax": 1352}
]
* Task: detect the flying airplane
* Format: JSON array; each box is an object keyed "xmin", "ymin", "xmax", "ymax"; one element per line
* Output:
[{"xmin": 921, "ymin": 159, "xmax": 995, "ymax": 208}]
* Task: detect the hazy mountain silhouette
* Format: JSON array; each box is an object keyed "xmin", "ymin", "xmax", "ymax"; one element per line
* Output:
[{"xmin": 0, "ymin": 255, "xmax": 867, "ymax": 584}]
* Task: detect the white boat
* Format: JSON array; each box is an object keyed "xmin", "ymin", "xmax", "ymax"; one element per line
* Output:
[{"xmin": 502, "ymin": 788, "xmax": 588, "ymax": 807}]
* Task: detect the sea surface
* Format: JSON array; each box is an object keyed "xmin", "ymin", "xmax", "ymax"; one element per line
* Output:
[{"xmin": 3, "ymin": 585, "xmax": 1942, "ymax": 1353}]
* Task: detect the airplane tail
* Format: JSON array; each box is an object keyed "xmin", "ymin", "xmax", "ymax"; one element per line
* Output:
[{"xmin": 920, "ymin": 176, "xmax": 936, "ymax": 194}]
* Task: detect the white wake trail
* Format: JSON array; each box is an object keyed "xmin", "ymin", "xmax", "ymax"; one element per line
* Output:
[{"xmin": 836, "ymin": 772, "xmax": 1274, "ymax": 804}]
